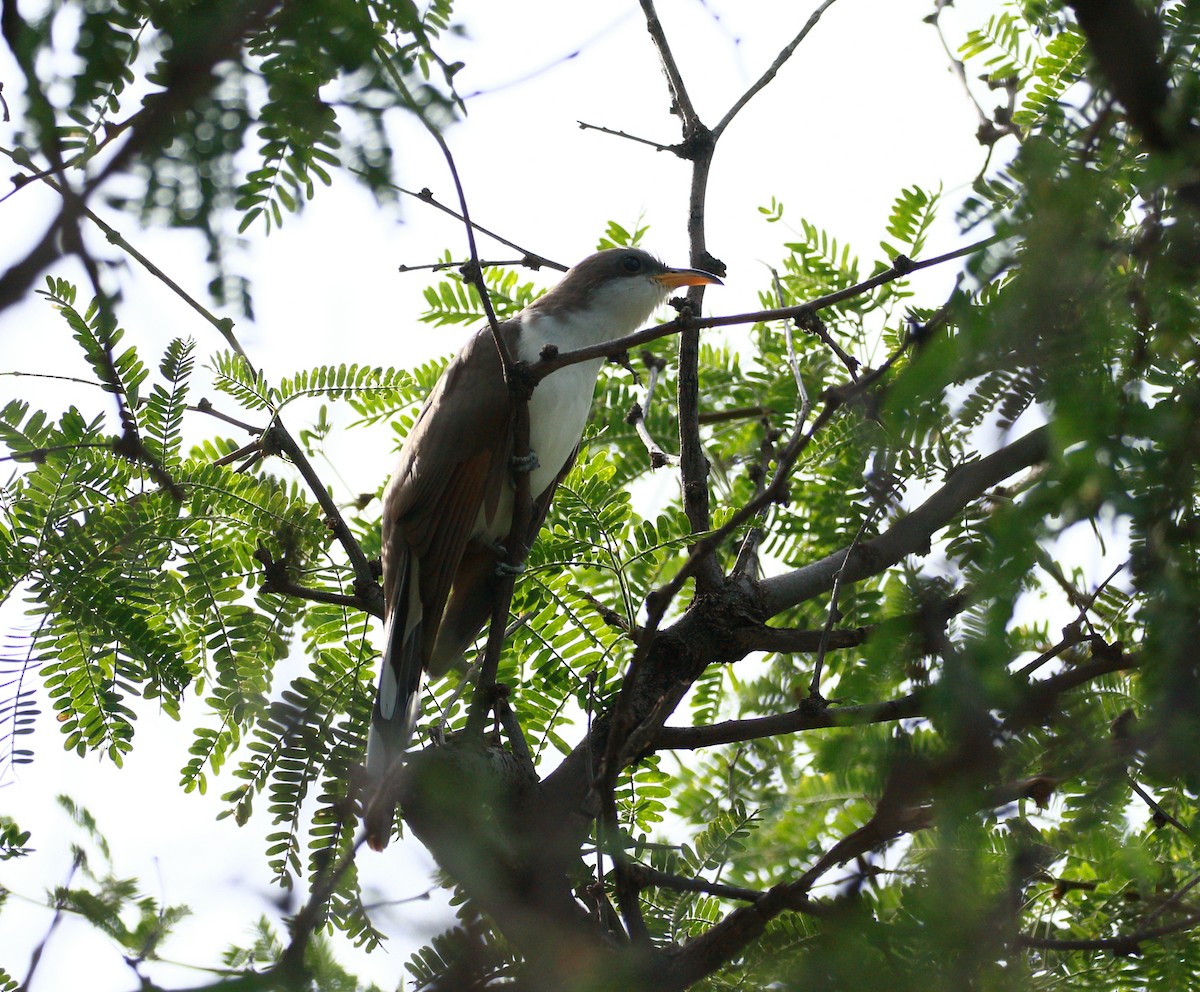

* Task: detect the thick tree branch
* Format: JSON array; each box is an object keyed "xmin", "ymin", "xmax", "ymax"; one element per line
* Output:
[
  {"xmin": 654, "ymin": 692, "xmax": 925, "ymax": 750},
  {"xmin": 730, "ymin": 623, "xmax": 871, "ymax": 655},
  {"xmin": 760, "ymin": 427, "xmax": 1050, "ymax": 618},
  {"xmin": 667, "ymin": 704, "xmax": 1145, "ymax": 992},
  {"xmin": 665, "ymin": 796, "xmax": 931, "ymax": 988}
]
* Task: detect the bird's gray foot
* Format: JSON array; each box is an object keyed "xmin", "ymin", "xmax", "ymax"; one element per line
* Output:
[
  {"xmin": 511, "ymin": 450, "xmax": 540, "ymax": 473},
  {"xmin": 495, "ymin": 560, "xmax": 526, "ymax": 577}
]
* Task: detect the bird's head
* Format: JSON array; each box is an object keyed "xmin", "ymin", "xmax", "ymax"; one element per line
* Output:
[{"xmin": 529, "ymin": 248, "xmax": 723, "ymax": 338}]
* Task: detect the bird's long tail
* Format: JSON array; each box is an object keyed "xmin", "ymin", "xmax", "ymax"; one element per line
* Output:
[{"xmin": 364, "ymin": 554, "xmax": 424, "ymax": 850}]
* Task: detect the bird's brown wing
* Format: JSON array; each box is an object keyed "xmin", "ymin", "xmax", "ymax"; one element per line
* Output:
[
  {"xmin": 429, "ymin": 440, "xmax": 580, "ymax": 677},
  {"xmin": 382, "ymin": 325, "xmax": 515, "ymax": 635},
  {"xmin": 367, "ymin": 324, "xmax": 516, "ymax": 849}
]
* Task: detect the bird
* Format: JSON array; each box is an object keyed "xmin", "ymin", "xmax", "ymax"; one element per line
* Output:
[{"xmin": 363, "ymin": 247, "xmax": 722, "ymax": 850}]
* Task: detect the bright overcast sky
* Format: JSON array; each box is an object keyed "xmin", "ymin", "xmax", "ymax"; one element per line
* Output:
[{"xmin": 1, "ymin": 1, "xmax": 999, "ymax": 988}]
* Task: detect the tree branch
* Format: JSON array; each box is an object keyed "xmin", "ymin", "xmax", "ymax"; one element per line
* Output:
[
  {"xmin": 713, "ymin": 0, "xmax": 842, "ymax": 139},
  {"xmin": 528, "ymin": 234, "xmax": 999, "ymax": 383},
  {"xmin": 627, "ymin": 863, "xmax": 766, "ymax": 904},
  {"xmin": 654, "ymin": 692, "xmax": 925, "ymax": 750},
  {"xmin": 383, "ymin": 180, "xmax": 566, "ymax": 273},
  {"xmin": 1017, "ymin": 912, "xmax": 1200, "ymax": 953},
  {"xmin": 760, "ymin": 427, "xmax": 1050, "ymax": 618},
  {"xmin": 729, "ymin": 623, "xmax": 871, "ymax": 655}
]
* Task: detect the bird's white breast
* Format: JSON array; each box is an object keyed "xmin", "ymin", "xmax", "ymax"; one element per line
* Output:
[
  {"xmin": 519, "ymin": 312, "xmax": 607, "ymax": 499},
  {"xmin": 475, "ymin": 277, "xmax": 667, "ymax": 540}
]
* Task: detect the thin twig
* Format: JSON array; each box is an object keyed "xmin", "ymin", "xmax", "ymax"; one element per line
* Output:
[
  {"xmin": 626, "ymin": 863, "xmax": 765, "ymax": 903},
  {"xmin": 245, "ymin": 419, "xmax": 380, "ymax": 614},
  {"xmin": 698, "ymin": 405, "xmax": 774, "ymax": 425},
  {"xmin": 1143, "ymin": 871, "xmax": 1200, "ymax": 923},
  {"xmin": 809, "ymin": 485, "xmax": 898, "ymax": 698},
  {"xmin": 278, "ymin": 836, "xmax": 366, "ymax": 981},
  {"xmin": 1017, "ymin": 560, "xmax": 1128, "ymax": 678},
  {"xmin": 358, "ymin": 176, "xmax": 567, "ymax": 273},
  {"xmin": 191, "ymin": 398, "xmax": 264, "ymax": 435},
  {"xmin": 253, "ymin": 545, "xmax": 369, "ymax": 611},
  {"xmin": 211, "ymin": 438, "xmax": 261, "ymax": 468},
  {"xmin": 22, "ymin": 850, "xmax": 83, "ymax": 990},
  {"xmin": 1016, "ymin": 913, "xmax": 1200, "ymax": 953},
  {"xmin": 1129, "ymin": 778, "xmax": 1191, "ymax": 835},
  {"xmin": 575, "ymin": 588, "xmax": 637, "ymax": 637},
  {"xmin": 530, "ymin": 234, "xmax": 1002, "ymax": 383},
  {"xmin": 638, "ymin": 0, "xmax": 699, "ymax": 126},
  {"xmin": 771, "ymin": 267, "xmax": 810, "ymax": 407},
  {"xmin": 929, "ymin": 1, "xmax": 990, "ymax": 128},
  {"xmin": 397, "ymin": 257, "xmax": 542, "ymax": 274},
  {"xmin": 0, "ymin": 441, "xmax": 114, "ymax": 465},
  {"xmin": 0, "ymin": 369, "xmax": 107, "ymax": 389},
  {"xmin": 377, "ymin": 59, "xmax": 513, "ymax": 375},
  {"xmin": 577, "ymin": 120, "xmax": 678, "ymax": 152},
  {"xmin": 714, "ymin": 0, "xmax": 843, "ymax": 139},
  {"xmin": 655, "ymin": 692, "xmax": 925, "ymax": 750},
  {"xmin": 626, "ymin": 353, "xmax": 677, "ymax": 468}
]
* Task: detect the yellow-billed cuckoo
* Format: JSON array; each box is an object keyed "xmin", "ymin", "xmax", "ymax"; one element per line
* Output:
[{"xmin": 364, "ymin": 248, "xmax": 721, "ymax": 849}]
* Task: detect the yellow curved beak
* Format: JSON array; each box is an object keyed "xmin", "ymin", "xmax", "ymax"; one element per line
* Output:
[{"xmin": 654, "ymin": 267, "xmax": 724, "ymax": 289}]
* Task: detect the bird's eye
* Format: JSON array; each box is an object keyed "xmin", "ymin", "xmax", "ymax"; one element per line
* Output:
[{"xmin": 620, "ymin": 253, "xmax": 643, "ymax": 274}]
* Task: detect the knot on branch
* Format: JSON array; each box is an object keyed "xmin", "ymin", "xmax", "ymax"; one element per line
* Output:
[
  {"xmin": 640, "ymin": 349, "xmax": 668, "ymax": 374},
  {"xmin": 608, "ymin": 349, "xmax": 636, "ymax": 378},
  {"xmin": 798, "ymin": 690, "xmax": 829, "ymax": 717},
  {"xmin": 260, "ymin": 423, "xmax": 285, "ymax": 458},
  {"xmin": 696, "ymin": 251, "xmax": 727, "ymax": 280},
  {"xmin": 507, "ymin": 360, "xmax": 539, "ymax": 403},
  {"xmin": 111, "ymin": 420, "xmax": 186, "ymax": 501},
  {"xmin": 356, "ymin": 570, "xmax": 385, "ymax": 620},
  {"xmin": 458, "ymin": 257, "xmax": 483, "ymax": 284},
  {"xmin": 252, "ymin": 541, "xmax": 290, "ymax": 593},
  {"xmin": 679, "ymin": 122, "xmax": 715, "ymax": 160},
  {"xmin": 668, "ymin": 295, "xmax": 697, "ymax": 318}
]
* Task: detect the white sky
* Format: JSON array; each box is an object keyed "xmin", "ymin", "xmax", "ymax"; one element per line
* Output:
[{"xmin": 0, "ymin": 1, "xmax": 1005, "ymax": 988}]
